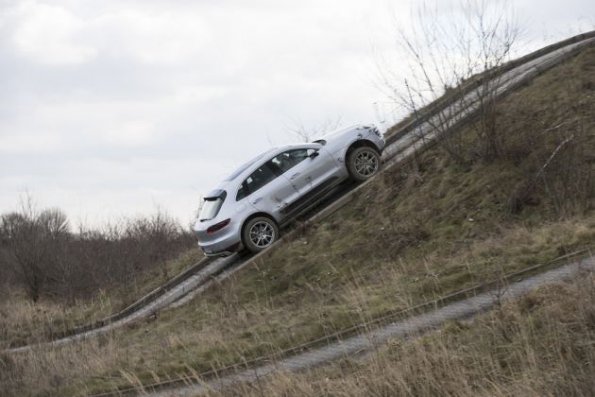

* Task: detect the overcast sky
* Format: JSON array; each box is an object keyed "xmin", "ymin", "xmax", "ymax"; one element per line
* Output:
[{"xmin": 1, "ymin": 0, "xmax": 593, "ymax": 228}]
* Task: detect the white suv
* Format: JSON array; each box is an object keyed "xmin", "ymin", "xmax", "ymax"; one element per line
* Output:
[{"xmin": 194, "ymin": 124, "xmax": 385, "ymax": 256}]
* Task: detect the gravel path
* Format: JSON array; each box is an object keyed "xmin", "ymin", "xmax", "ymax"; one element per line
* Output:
[{"xmin": 147, "ymin": 256, "xmax": 595, "ymax": 396}]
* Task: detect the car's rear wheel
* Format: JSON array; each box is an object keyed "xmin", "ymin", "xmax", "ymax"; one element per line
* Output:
[
  {"xmin": 242, "ymin": 216, "xmax": 279, "ymax": 254},
  {"xmin": 347, "ymin": 146, "xmax": 381, "ymax": 182}
]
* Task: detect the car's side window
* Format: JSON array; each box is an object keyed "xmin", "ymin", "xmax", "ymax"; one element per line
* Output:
[
  {"xmin": 236, "ymin": 161, "xmax": 279, "ymax": 201},
  {"xmin": 271, "ymin": 149, "xmax": 309, "ymax": 174}
]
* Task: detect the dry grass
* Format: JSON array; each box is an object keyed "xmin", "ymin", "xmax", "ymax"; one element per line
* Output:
[
  {"xmin": 0, "ymin": 248, "xmax": 203, "ymax": 349},
  {"xmin": 220, "ymin": 274, "xmax": 595, "ymax": 397},
  {"xmin": 0, "ymin": 332, "xmax": 123, "ymax": 396},
  {"xmin": 1, "ymin": 45, "xmax": 595, "ymax": 397}
]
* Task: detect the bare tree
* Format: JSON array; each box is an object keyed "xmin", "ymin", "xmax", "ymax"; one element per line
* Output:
[
  {"xmin": 379, "ymin": 0, "xmax": 520, "ymax": 162},
  {"xmin": 123, "ymin": 210, "xmax": 183, "ymax": 279},
  {"xmin": 0, "ymin": 197, "xmax": 69, "ymax": 301}
]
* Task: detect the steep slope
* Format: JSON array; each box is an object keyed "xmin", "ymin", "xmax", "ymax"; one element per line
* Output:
[
  {"xmin": 2, "ymin": 45, "xmax": 595, "ymax": 397},
  {"xmin": 3, "ymin": 31, "xmax": 592, "ymax": 352}
]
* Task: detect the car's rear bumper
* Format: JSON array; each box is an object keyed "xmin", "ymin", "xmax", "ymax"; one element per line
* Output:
[
  {"xmin": 198, "ymin": 234, "xmax": 243, "ymax": 257},
  {"xmin": 196, "ymin": 218, "xmax": 245, "ymax": 257},
  {"xmin": 200, "ymin": 241, "xmax": 243, "ymax": 257}
]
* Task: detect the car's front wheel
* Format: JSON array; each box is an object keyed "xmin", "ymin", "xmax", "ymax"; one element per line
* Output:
[
  {"xmin": 242, "ymin": 216, "xmax": 279, "ymax": 254},
  {"xmin": 347, "ymin": 146, "xmax": 381, "ymax": 182}
]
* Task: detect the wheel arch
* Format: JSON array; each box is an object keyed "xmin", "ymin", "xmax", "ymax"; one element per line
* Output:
[
  {"xmin": 241, "ymin": 212, "xmax": 278, "ymax": 234},
  {"xmin": 345, "ymin": 139, "xmax": 381, "ymax": 160}
]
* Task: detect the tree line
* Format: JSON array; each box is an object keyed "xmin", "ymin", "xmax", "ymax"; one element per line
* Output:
[{"xmin": 0, "ymin": 199, "xmax": 195, "ymax": 303}]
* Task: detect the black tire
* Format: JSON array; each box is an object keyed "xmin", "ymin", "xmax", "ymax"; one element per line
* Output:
[
  {"xmin": 242, "ymin": 216, "xmax": 279, "ymax": 254},
  {"xmin": 347, "ymin": 146, "xmax": 381, "ymax": 182}
]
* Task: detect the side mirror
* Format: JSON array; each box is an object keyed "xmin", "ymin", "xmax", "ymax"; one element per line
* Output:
[{"xmin": 309, "ymin": 150, "xmax": 319, "ymax": 159}]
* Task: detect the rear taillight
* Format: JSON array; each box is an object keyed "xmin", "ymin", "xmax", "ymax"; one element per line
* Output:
[{"xmin": 207, "ymin": 218, "xmax": 231, "ymax": 234}]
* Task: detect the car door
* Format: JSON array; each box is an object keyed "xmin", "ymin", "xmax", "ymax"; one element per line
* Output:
[
  {"xmin": 271, "ymin": 145, "xmax": 340, "ymax": 208},
  {"xmin": 238, "ymin": 158, "xmax": 296, "ymax": 222},
  {"xmin": 284, "ymin": 146, "xmax": 339, "ymax": 195}
]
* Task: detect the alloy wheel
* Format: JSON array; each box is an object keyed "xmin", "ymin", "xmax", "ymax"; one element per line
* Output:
[
  {"xmin": 354, "ymin": 150, "xmax": 379, "ymax": 177},
  {"xmin": 249, "ymin": 220, "xmax": 275, "ymax": 248}
]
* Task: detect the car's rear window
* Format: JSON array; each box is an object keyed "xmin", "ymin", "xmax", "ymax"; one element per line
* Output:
[{"xmin": 199, "ymin": 190, "xmax": 227, "ymax": 221}]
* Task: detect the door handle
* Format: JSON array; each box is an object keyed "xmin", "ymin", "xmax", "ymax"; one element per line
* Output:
[
  {"xmin": 251, "ymin": 197, "xmax": 262, "ymax": 205},
  {"xmin": 290, "ymin": 172, "xmax": 301, "ymax": 180}
]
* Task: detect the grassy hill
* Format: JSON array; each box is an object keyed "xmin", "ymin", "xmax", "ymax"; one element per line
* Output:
[{"xmin": 1, "ymin": 45, "xmax": 594, "ymax": 396}]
